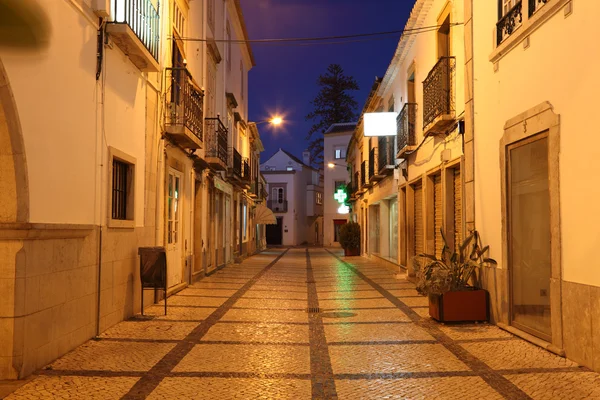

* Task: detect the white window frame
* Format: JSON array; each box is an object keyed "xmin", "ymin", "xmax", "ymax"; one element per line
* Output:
[
  {"xmin": 334, "ymin": 146, "xmax": 346, "ymax": 159},
  {"xmin": 108, "ymin": 146, "xmax": 136, "ymax": 229}
]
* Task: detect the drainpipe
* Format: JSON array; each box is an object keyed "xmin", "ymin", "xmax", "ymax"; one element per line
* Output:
[{"xmin": 95, "ymin": 18, "xmax": 106, "ymax": 338}]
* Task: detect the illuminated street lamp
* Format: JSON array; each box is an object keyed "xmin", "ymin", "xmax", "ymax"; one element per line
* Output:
[
  {"xmin": 327, "ymin": 162, "xmax": 345, "ymax": 169},
  {"xmin": 253, "ymin": 116, "xmax": 284, "ymax": 126}
]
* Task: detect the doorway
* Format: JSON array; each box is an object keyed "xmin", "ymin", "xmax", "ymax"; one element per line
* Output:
[
  {"xmin": 508, "ymin": 134, "xmax": 552, "ymax": 341},
  {"xmin": 266, "ymin": 217, "xmax": 283, "ymax": 245},
  {"xmin": 166, "ymin": 168, "xmax": 183, "ymax": 288}
]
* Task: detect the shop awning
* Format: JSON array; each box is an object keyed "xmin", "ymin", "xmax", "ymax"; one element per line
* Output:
[{"xmin": 255, "ymin": 204, "xmax": 277, "ymax": 225}]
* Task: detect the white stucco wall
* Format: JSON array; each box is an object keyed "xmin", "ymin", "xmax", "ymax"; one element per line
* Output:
[
  {"xmin": 1, "ymin": 0, "xmax": 151, "ymax": 226},
  {"xmin": 324, "ymin": 131, "xmax": 352, "ymax": 246},
  {"xmin": 473, "ymin": 1, "xmax": 600, "ymax": 287}
]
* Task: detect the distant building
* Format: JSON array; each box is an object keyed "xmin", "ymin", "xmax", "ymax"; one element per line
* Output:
[
  {"xmin": 323, "ymin": 123, "xmax": 356, "ymax": 246},
  {"xmin": 260, "ymin": 149, "xmax": 324, "ymax": 246}
]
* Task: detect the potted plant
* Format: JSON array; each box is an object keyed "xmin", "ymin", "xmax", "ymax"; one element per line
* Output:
[
  {"xmin": 339, "ymin": 222, "xmax": 360, "ymax": 256},
  {"xmin": 413, "ymin": 230, "xmax": 496, "ymax": 323}
]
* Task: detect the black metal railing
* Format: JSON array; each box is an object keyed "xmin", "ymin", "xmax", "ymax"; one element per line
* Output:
[
  {"xmin": 111, "ymin": 0, "xmax": 160, "ymax": 61},
  {"xmin": 397, "ymin": 103, "xmax": 417, "ymax": 153},
  {"xmin": 242, "ymin": 159, "xmax": 250, "ymax": 181},
  {"xmin": 165, "ymin": 68, "xmax": 204, "ymax": 140},
  {"xmin": 267, "ymin": 200, "xmax": 288, "ymax": 213},
  {"xmin": 378, "ymin": 136, "xmax": 394, "ymax": 173},
  {"xmin": 361, "ymin": 161, "xmax": 366, "ymax": 186},
  {"xmin": 497, "ymin": 1, "xmax": 522, "ymax": 45},
  {"xmin": 423, "ymin": 57, "xmax": 456, "ymax": 132},
  {"xmin": 354, "ymin": 171, "xmax": 360, "ymax": 192},
  {"xmin": 230, "ymin": 148, "xmax": 242, "ymax": 177},
  {"xmin": 528, "ymin": 0, "xmax": 548, "ymax": 17},
  {"xmin": 368, "ymin": 148, "xmax": 376, "ymax": 180},
  {"xmin": 346, "ymin": 180, "xmax": 353, "ymax": 196},
  {"xmin": 205, "ymin": 117, "xmax": 228, "ymax": 165}
]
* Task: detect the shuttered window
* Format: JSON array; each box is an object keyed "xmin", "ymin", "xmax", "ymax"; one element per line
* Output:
[
  {"xmin": 414, "ymin": 182, "xmax": 424, "ymax": 256},
  {"xmin": 433, "ymin": 174, "xmax": 443, "ymax": 258},
  {"xmin": 454, "ymin": 168, "xmax": 462, "ymax": 254}
]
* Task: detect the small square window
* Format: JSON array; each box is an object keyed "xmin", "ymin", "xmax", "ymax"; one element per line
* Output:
[
  {"xmin": 316, "ymin": 192, "xmax": 323, "ymax": 205},
  {"xmin": 334, "ymin": 147, "xmax": 347, "ymax": 159},
  {"xmin": 108, "ymin": 147, "xmax": 136, "ymax": 228}
]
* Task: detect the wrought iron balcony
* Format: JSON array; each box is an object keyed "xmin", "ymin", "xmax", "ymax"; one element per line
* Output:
[
  {"xmin": 165, "ymin": 68, "xmax": 204, "ymax": 149},
  {"xmin": 360, "ymin": 162, "xmax": 366, "ymax": 188},
  {"xmin": 268, "ymin": 200, "xmax": 288, "ymax": 213},
  {"xmin": 242, "ymin": 159, "xmax": 251, "ymax": 182},
  {"xmin": 528, "ymin": 0, "xmax": 548, "ymax": 17},
  {"xmin": 205, "ymin": 117, "xmax": 228, "ymax": 170},
  {"xmin": 107, "ymin": 0, "xmax": 160, "ymax": 71},
  {"xmin": 497, "ymin": 1, "xmax": 523, "ymax": 45},
  {"xmin": 397, "ymin": 103, "xmax": 417, "ymax": 157},
  {"xmin": 423, "ymin": 56, "xmax": 456, "ymax": 136},
  {"xmin": 368, "ymin": 148, "xmax": 376, "ymax": 181},
  {"xmin": 354, "ymin": 171, "xmax": 362, "ymax": 194},
  {"xmin": 377, "ymin": 136, "xmax": 395, "ymax": 177},
  {"xmin": 229, "ymin": 148, "xmax": 242, "ymax": 178}
]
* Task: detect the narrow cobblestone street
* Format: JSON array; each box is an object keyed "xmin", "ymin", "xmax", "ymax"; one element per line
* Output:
[{"xmin": 5, "ymin": 248, "xmax": 600, "ymax": 399}]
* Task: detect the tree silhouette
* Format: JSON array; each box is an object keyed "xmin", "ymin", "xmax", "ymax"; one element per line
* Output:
[{"xmin": 305, "ymin": 64, "xmax": 359, "ymax": 167}]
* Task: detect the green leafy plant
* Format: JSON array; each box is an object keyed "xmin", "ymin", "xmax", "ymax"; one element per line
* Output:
[
  {"xmin": 413, "ymin": 230, "xmax": 497, "ymax": 296},
  {"xmin": 339, "ymin": 222, "xmax": 360, "ymax": 250}
]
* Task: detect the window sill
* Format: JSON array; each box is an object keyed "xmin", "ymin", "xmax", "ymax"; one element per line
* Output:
[
  {"xmin": 490, "ymin": 0, "xmax": 570, "ymax": 64},
  {"xmin": 107, "ymin": 219, "xmax": 135, "ymax": 229}
]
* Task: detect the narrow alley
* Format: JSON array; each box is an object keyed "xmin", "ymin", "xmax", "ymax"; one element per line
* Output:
[{"xmin": 5, "ymin": 249, "xmax": 599, "ymax": 399}]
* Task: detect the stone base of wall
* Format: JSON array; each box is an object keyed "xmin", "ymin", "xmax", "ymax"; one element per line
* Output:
[
  {"xmin": 562, "ymin": 280, "xmax": 600, "ymax": 372},
  {"xmin": 0, "ymin": 223, "xmax": 156, "ymax": 380},
  {"xmin": 481, "ymin": 266, "xmax": 600, "ymax": 373}
]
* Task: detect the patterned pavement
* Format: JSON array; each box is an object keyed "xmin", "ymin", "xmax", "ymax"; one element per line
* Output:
[{"xmin": 4, "ymin": 248, "xmax": 600, "ymax": 399}]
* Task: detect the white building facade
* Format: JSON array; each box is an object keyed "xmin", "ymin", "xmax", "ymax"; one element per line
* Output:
[
  {"xmin": 472, "ymin": 0, "xmax": 600, "ymax": 372},
  {"xmin": 260, "ymin": 149, "xmax": 323, "ymax": 246},
  {"xmin": 323, "ymin": 123, "xmax": 355, "ymax": 247},
  {"xmin": 348, "ymin": 0, "xmax": 466, "ymax": 272},
  {"xmin": 0, "ymin": 0, "xmax": 266, "ymax": 379}
]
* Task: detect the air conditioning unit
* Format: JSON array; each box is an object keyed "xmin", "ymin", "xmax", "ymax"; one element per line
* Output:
[{"xmin": 92, "ymin": 0, "xmax": 110, "ymax": 18}]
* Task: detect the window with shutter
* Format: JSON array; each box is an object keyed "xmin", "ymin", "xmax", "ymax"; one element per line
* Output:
[
  {"xmin": 454, "ymin": 168, "xmax": 462, "ymax": 254},
  {"xmin": 414, "ymin": 182, "xmax": 423, "ymax": 256},
  {"xmin": 434, "ymin": 174, "xmax": 443, "ymax": 258}
]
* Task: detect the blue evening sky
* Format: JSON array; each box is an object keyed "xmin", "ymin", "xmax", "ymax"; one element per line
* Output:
[{"xmin": 240, "ymin": 0, "xmax": 414, "ymax": 163}]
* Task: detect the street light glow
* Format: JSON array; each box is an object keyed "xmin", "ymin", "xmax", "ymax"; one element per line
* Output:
[
  {"xmin": 270, "ymin": 116, "xmax": 283, "ymax": 126},
  {"xmin": 328, "ymin": 162, "xmax": 335, "ymax": 168}
]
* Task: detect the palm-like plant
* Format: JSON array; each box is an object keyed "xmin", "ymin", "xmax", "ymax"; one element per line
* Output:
[{"xmin": 414, "ymin": 230, "xmax": 497, "ymax": 296}]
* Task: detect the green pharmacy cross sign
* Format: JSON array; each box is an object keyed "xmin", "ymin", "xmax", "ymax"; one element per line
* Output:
[{"xmin": 334, "ymin": 189, "xmax": 347, "ymax": 204}]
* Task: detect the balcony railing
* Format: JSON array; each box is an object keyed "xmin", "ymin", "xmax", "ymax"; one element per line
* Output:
[
  {"xmin": 423, "ymin": 57, "xmax": 456, "ymax": 135},
  {"xmin": 229, "ymin": 148, "xmax": 242, "ymax": 177},
  {"xmin": 165, "ymin": 68, "xmax": 203, "ymax": 147},
  {"xmin": 361, "ymin": 161, "xmax": 366, "ymax": 187},
  {"xmin": 242, "ymin": 159, "xmax": 251, "ymax": 182},
  {"xmin": 368, "ymin": 148, "xmax": 376, "ymax": 180},
  {"xmin": 377, "ymin": 136, "xmax": 394, "ymax": 175},
  {"xmin": 354, "ymin": 171, "xmax": 360, "ymax": 193},
  {"xmin": 528, "ymin": 0, "xmax": 548, "ymax": 16},
  {"xmin": 497, "ymin": 1, "xmax": 523, "ymax": 45},
  {"xmin": 268, "ymin": 200, "xmax": 288, "ymax": 213},
  {"xmin": 109, "ymin": 0, "xmax": 160, "ymax": 66},
  {"xmin": 397, "ymin": 103, "xmax": 417, "ymax": 155},
  {"xmin": 205, "ymin": 117, "xmax": 228, "ymax": 168}
]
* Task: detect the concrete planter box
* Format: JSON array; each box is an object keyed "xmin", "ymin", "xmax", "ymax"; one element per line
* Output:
[{"xmin": 428, "ymin": 289, "xmax": 489, "ymax": 322}]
